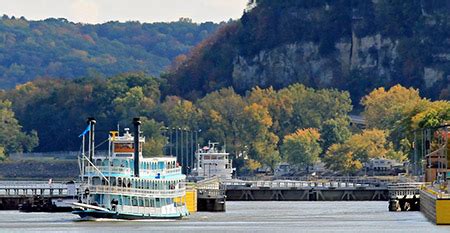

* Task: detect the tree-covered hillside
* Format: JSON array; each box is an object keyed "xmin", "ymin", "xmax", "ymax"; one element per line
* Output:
[
  {"xmin": 0, "ymin": 16, "xmax": 219, "ymax": 88},
  {"xmin": 166, "ymin": 0, "xmax": 450, "ymax": 103}
]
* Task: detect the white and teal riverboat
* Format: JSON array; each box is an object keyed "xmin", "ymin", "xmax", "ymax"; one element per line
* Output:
[{"xmin": 72, "ymin": 118, "xmax": 189, "ymax": 220}]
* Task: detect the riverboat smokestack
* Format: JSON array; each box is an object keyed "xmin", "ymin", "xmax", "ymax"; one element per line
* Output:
[
  {"xmin": 87, "ymin": 117, "xmax": 96, "ymax": 161},
  {"xmin": 133, "ymin": 118, "xmax": 141, "ymax": 177}
]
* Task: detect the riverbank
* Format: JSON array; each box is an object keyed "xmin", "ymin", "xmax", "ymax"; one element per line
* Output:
[{"xmin": 0, "ymin": 159, "xmax": 78, "ymax": 180}]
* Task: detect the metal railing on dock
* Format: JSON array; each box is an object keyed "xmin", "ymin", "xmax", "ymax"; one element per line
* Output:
[{"xmin": 0, "ymin": 181, "xmax": 72, "ymax": 197}]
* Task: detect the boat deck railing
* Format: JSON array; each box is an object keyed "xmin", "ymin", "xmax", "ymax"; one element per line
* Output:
[
  {"xmin": 85, "ymin": 166, "xmax": 182, "ymax": 177},
  {"xmin": 85, "ymin": 185, "xmax": 186, "ymax": 198}
]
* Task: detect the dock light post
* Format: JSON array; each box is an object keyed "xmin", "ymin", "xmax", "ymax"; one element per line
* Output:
[
  {"xmin": 190, "ymin": 130, "xmax": 194, "ymax": 175},
  {"xmin": 162, "ymin": 127, "xmax": 167, "ymax": 156},
  {"xmin": 175, "ymin": 128, "xmax": 179, "ymax": 161},
  {"xmin": 185, "ymin": 128, "xmax": 189, "ymax": 175},
  {"xmin": 169, "ymin": 128, "xmax": 173, "ymax": 156},
  {"xmin": 180, "ymin": 128, "xmax": 184, "ymax": 173}
]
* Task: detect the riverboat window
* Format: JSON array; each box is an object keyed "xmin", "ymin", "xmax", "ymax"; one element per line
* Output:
[
  {"xmin": 123, "ymin": 196, "xmax": 130, "ymax": 205},
  {"xmin": 158, "ymin": 161, "xmax": 165, "ymax": 169},
  {"xmin": 144, "ymin": 198, "xmax": 149, "ymax": 207},
  {"xmin": 115, "ymin": 153, "xmax": 132, "ymax": 158},
  {"xmin": 132, "ymin": 197, "xmax": 138, "ymax": 206},
  {"xmin": 95, "ymin": 159, "xmax": 102, "ymax": 166},
  {"xmin": 155, "ymin": 198, "xmax": 160, "ymax": 207},
  {"xmin": 92, "ymin": 177, "xmax": 101, "ymax": 185},
  {"xmin": 150, "ymin": 199, "xmax": 155, "ymax": 207},
  {"xmin": 139, "ymin": 198, "xmax": 144, "ymax": 207},
  {"xmin": 112, "ymin": 159, "xmax": 120, "ymax": 166},
  {"xmin": 204, "ymin": 155, "xmax": 210, "ymax": 160}
]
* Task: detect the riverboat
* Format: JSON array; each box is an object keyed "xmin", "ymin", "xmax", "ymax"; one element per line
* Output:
[
  {"xmin": 192, "ymin": 141, "xmax": 234, "ymax": 180},
  {"xmin": 72, "ymin": 118, "xmax": 189, "ymax": 220}
]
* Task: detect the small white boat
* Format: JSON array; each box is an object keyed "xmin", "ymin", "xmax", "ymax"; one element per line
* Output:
[{"xmin": 192, "ymin": 141, "xmax": 235, "ymax": 180}]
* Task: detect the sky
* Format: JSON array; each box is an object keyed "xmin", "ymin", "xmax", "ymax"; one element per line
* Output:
[{"xmin": 0, "ymin": 0, "xmax": 249, "ymax": 24}]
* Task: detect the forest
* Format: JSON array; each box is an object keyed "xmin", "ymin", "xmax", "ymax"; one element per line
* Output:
[
  {"xmin": 0, "ymin": 73, "xmax": 448, "ymax": 174},
  {"xmin": 0, "ymin": 1, "xmax": 450, "ymax": 175},
  {"xmin": 0, "ymin": 16, "xmax": 218, "ymax": 88}
]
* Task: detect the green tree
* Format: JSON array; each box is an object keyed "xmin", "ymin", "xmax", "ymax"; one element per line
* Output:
[
  {"xmin": 281, "ymin": 128, "xmax": 322, "ymax": 171},
  {"xmin": 140, "ymin": 118, "xmax": 166, "ymax": 157},
  {"xmin": 320, "ymin": 117, "xmax": 352, "ymax": 152},
  {"xmin": 196, "ymin": 88, "xmax": 248, "ymax": 157},
  {"xmin": 276, "ymin": 84, "xmax": 352, "ymax": 137},
  {"xmin": 0, "ymin": 100, "xmax": 38, "ymax": 155},
  {"xmin": 0, "ymin": 146, "xmax": 5, "ymax": 161},
  {"xmin": 113, "ymin": 86, "xmax": 157, "ymax": 124},
  {"xmin": 160, "ymin": 96, "xmax": 201, "ymax": 129}
]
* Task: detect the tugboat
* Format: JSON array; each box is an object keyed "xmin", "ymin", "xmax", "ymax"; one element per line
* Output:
[
  {"xmin": 192, "ymin": 141, "xmax": 235, "ymax": 180},
  {"xmin": 72, "ymin": 118, "xmax": 189, "ymax": 220}
]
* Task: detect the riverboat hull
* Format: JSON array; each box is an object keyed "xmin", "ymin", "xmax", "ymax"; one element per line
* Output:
[{"xmin": 72, "ymin": 209, "xmax": 186, "ymax": 220}]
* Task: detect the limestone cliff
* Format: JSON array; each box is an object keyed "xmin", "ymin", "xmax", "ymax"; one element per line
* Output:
[{"xmin": 168, "ymin": 0, "xmax": 450, "ymax": 101}]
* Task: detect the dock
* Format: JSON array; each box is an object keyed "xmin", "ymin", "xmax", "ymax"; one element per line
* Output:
[
  {"xmin": 224, "ymin": 179, "xmax": 422, "ymax": 202},
  {"xmin": 0, "ymin": 181, "xmax": 76, "ymax": 210}
]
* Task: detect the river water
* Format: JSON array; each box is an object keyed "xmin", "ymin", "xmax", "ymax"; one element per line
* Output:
[{"xmin": 0, "ymin": 201, "xmax": 448, "ymax": 233}]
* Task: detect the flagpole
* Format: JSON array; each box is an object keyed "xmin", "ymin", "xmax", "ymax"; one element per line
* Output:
[{"xmin": 82, "ymin": 134, "xmax": 85, "ymax": 183}]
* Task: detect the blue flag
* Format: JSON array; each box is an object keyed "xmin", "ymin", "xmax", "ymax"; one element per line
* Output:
[{"xmin": 78, "ymin": 125, "xmax": 91, "ymax": 137}]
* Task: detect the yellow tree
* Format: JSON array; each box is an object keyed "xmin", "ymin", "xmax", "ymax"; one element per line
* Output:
[
  {"xmin": 243, "ymin": 103, "xmax": 280, "ymax": 170},
  {"xmin": 324, "ymin": 129, "xmax": 405, "ymax": 174},
  {"xmin": 411, "ymin": 101, "xmax": 450, "ymax": 129},
  {"xmin": 323, "ymin": 144, "xmax": 363, "ymax": 174},
  {"xmin": 160, "ymin": 96, "xmax": 201, "ymax": 129},
  {"xmin": 281, "ymin": 128, "xmax": 322, "ymax": 170},
  {"xmin": 362, "ymin": 85, "xmax": 424, "ymax": 129}
]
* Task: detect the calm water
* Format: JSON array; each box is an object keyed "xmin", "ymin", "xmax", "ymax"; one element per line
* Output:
[{"xmin": 0, "ymin": 201, "xmax": 448, "ymax": 233}]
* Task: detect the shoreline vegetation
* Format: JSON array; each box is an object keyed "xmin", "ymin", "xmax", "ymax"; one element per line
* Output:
[
  {"xmin": 0, "ymin": 73, "xmax": 448, "ymax": 176},
  {"xmin": 1, "ymin": 1, "xmax": 450, "ymax": 177}
]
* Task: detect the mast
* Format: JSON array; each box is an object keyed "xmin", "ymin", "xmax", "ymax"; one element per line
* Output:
[{"xmin": 87, "ymin": 117, "xmax": 96, "ymax": 162}]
